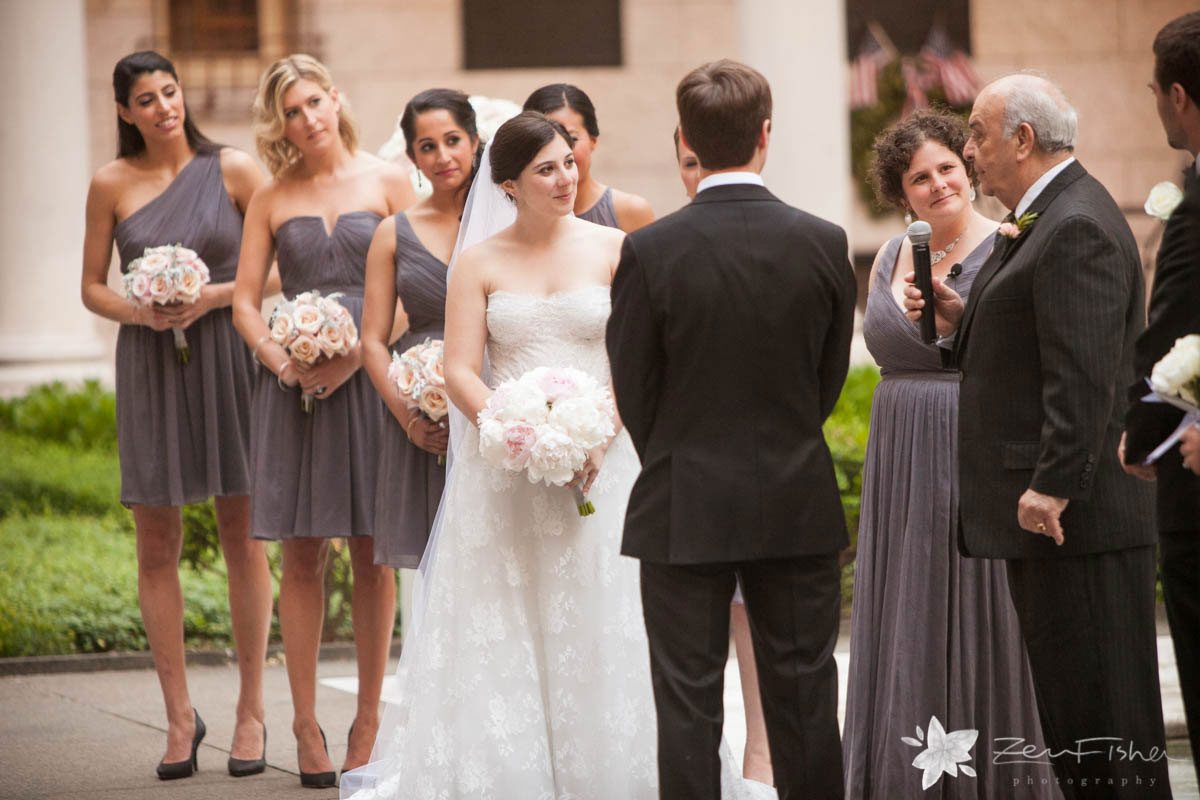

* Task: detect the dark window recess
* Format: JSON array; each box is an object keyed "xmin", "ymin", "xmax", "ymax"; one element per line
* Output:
[
  {"xmin": 846, "ymin": 0, "xmax": 970, "ymax": 55},
  {"xmin": 463, "ymin": 0, "xmax": 622, "ymax": 70},
  {"xmin": 170, "ymin": 0, "xmax": 259, "ymax": 54}
]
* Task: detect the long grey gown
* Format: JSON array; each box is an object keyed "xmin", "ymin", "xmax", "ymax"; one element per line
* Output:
[
  {"xmin": 113, "ymin": 149, "xmax": 254, "ymax": 507},
  {"xmin": 373, "ymin": 213, "xmax": 448, "ymax": 567},
  {"xmin": 249, "ymin": 211, "xmax": 385, "ymax": 540},
  {"xmin": 842, "ymin": 235, "xmax": 1058, "ymax": 799}
]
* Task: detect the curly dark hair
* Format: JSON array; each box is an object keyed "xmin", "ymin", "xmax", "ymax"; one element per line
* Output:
[{"xmin": 871, "ymin": 109, "xmax": 974, "ymax": 211}]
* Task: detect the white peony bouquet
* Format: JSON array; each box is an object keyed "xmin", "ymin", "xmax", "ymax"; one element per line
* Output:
[
  {"xmin": 269, "ymin": 290, "xmax": 359, "ymax": 413},
  {"xmin": 477, "ymin": 366, "xmax": 615, "ymax": 516},
  {"xmin": 1140, "ymin": 334, "xmax": 1200, "ymax": 464},
  {"xmin": 123, "ymin": 243, "xmax": 211, "ymax": 364},
  {"xmin": 388, "ymin": 338, "xmax": 449, "ymax": 465}
]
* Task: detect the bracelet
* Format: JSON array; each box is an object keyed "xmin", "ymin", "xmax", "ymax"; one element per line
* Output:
[
  {"xmin": 251, "ymin": 335, "xmax": 271, "ymax": 364},
  {"xmin": 277, "ymin": 360, "xmax": 291, "ymax": 391},
  {"xmin": 405, "ymin": 416, "xmax": 421, "ymax": 440}
]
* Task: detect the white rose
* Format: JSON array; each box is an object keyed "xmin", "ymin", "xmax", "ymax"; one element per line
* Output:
[
  {"xmin": 418, "ymin": 385, "xmax": 449, "ymax": 421},
  {"xmin": 526, "ymin": 425, "xmax": 585, "ymax": 486},
  {"xmin": 125, "ymin": 271, "xmax": 152, "ymax": 302},
  {"xmin": 138, "ymin": 251, "xmax": 171, "ymax": 276},
  {"xmin": 316, "ymin": 322, "xmax": 346, "ymax": 358},
  {"xmin": 388, "ymin": 355, "xmax": 421, "ymax": 398},
  {"xmin": 173, "ymin": 246, "xmax": 200, "ymax": 265},
  {"xmin": 293, "ymin": 303, "xmax": 323, "ymax": 335},
  {"xmin": 1145, "ymin": 181, "xmax": 1184, "ymax": 222},
  {"xmin": 148, "ymin": 271, "xmax": 175, "ymax": 303},
  {"xmin": 1152, "ymin": 335, "xmax": 1200, "ymax": 404},
  {"xmin": 269, "ymin": 311, "xmax": 294, "ymax": 345},
  {"xmin": 548, "ymin": 395, "xmax": 614, "ymax": 450},
  {"xmin": 419, "ymin": 347, "xmax": 445, "ymax": 387},
  {"xmin": 289, "ymin": 333, "xmax": 321, "ymax": 364}
]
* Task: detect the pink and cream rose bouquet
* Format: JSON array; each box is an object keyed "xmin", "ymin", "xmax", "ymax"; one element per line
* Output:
[
  {"xmin": 123, "ymin": 244, "xmax": 211, "ymax": 364},
  {"xmin": 269, "ymin": 290, "xmax": 359, "ymax": 413},
  {"xmin": 388, "ymin": 338, "xmax": 449, "ymax": 465},
  {"xmin": 477, "ymin": 366, "xmax": 615, "ymax": 516}
]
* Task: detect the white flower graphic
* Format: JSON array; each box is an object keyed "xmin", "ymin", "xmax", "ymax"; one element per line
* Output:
[{"xmin": 902, "ymin": 715, "xmax": 978, "ymax": 790}]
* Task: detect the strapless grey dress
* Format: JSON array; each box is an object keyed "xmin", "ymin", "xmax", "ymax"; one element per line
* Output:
[
  {"xmin": 112, "ymin": 150, "xmax": 254, "ymax": 507},
  {"xmin": 249, "ymin": 211, "xmax": 385, "ymax": 540},
  {"xmin": 373, "ymin": 213, "xmax": 448, "ymax": 567}
]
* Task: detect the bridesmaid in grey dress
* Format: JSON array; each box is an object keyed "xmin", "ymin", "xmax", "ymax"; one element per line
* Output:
[
  {"xmin": 364, "ymin": 89, "xmax": 480, "ymax": 567},
  {"xmin": 232, "ymin": 54, "xmax": 415, "ymax": 786},
  {"xmin": 81, "ymin": 52, "xmax": 274, "ymax": 779},
  {"xmin": 842, "ymin": 111, "xmax": 1057, "ymax": 798},
  {"xmin": 524, "ymin": 84, "xmax": 655, "ymax": 232}
]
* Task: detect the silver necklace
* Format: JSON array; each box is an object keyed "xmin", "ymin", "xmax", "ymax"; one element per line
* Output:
[{"xmin": 930, "ymin": 233, "xmax": 964, "ymax": 266}]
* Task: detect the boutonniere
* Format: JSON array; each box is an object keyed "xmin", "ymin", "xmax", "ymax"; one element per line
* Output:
[
  {"xmin": 1144, "ymin": 181, "xmax": 1183, "ymax": 222},
  {"xmin": 997, "ymin": 211, "xmax": 1039, "ymax": 239}
]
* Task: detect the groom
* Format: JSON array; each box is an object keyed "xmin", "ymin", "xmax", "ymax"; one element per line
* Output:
[{"xmin": 607, "ymin": 60, "xmax": 856, "ymax": 800}]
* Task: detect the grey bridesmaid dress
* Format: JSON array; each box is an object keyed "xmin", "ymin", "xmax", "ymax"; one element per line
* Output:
[
  {"xmin": 842, "ymin": 235, "xmax": 1058, "ymax": 798},
  {"xmin": 373, "ymin": 214, "xmax": 448, "ymax": 567},
  {"xmin": 578, "ymin": 186, "xmax": 618, "ymax": 228},
  {"xmin": 249, "ymin": 211, "xmax": 385, "ymax": 540},
  {"xmin": 112, "ymin": 150, "xmax": 254, "ymax": 507}
]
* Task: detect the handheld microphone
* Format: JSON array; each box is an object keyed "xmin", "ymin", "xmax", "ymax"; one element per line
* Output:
[{"xmin": 907, "ymin": 220, "xmax": 937, "ymax": 344}]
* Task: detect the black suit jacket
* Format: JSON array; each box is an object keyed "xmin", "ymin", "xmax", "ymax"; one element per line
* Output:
[
  {"xmin": 606, "ymin": 183, "xmax": 856, "ymax": 564},
  {"xmin": 956, "ymin": 161, "xmax": 1156, "ymax": 559},
  {"xmin": 1124, "ymin": 167, "xmax": 1200, "ymax": 533}
]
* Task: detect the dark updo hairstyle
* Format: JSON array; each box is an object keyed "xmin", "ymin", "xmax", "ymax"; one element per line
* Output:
[
  {"xmin": 522, "ymin": 84, "xmax": 600, "ymax": 138},
  {"xmin": 489, "ymin": 112, "xmax": 575, "ymax": 194},
  {"xmin": 399, "ymin": 88, "xmax": 483, "ymax": 188},
  {"xmin": 112, "ymin": 51, "xmax": 218, "ymax": 159},
  {"xmin": 871, "ymin": 109, "xmax": 975, "ymax": 210}
]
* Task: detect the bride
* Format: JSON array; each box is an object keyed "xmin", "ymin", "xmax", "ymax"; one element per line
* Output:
[{"xmin": 341, "ymin": 112, "xmax": 768, "ymax": 800}]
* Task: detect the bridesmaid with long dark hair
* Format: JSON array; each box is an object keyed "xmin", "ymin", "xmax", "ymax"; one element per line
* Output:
[
  {"xmin": 80, "ymin": 51, "xmax": 274, "ymax": 780},
  {"xmin": 523, "ymin": 84, "xmax": 654, "ymax": 232},
  {"xmin": 232, "ymin": 54, "xmax": 416, "ymax": 786},
  {"xmin": 363, "ymin": 89, "xmax": 479, "ymax": 567}
]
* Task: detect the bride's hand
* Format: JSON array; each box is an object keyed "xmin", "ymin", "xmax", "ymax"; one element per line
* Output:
[{"xmin": 570, "ymin": 444, "xmax": 608, "ymax": 495}]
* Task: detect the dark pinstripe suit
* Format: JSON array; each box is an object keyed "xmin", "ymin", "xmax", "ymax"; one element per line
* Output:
[
  {"xmin": 955, "ymin": 161, "xmax": 1171, "ymax": 797},
  {"xmin": 1125, "ymin": 166, "xmax": 1200, "ymax": 782}
]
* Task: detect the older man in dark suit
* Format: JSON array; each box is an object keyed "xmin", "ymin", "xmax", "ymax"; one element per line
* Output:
[
  {"xmin": 908, "ymin": 73, "xmax": 1171, "ymax": 797},
  {"xmin": 1123, "ymin": 10, "xmax": 1200, "ymax": 786}
]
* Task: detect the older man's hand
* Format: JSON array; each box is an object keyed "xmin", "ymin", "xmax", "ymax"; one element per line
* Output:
[
  {"xmin": 1017, "ymin": 488, "xmax": 1068, "ymax": 546},
  {"xmin": 902, "ymin": 274, "xmax": 965, "ymax": 337},
  {"xmin": 1181, "ymin": 425, "xmax": 1200, "ymax": 475},
  {"xmin": 1118, "ymin": 431, "xmax": 1157, "ymax": 481}
]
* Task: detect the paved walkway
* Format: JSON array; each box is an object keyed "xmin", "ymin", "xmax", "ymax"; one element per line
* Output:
[{"xmin": 1, "ymin": 626, "xmax": 1196, "ymax": 799}]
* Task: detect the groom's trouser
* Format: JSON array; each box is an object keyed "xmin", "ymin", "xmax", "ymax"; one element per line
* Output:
[
  {"xmin": 640, "ymin": 555, "xmax": 844, "ymax": 800},
  {"xmin": 1005, "ymin": 545, "xmax": 1172, "ymax": 799},
  {"xmin": 1161, "ymin": 530, "xmax": 1200, "ymax": 786}
]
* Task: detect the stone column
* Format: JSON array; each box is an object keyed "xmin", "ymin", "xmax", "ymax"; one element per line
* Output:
[
  {"xmin": 737, "ymin": 0, "xmax": 850, "ymax": 229},
  {"xmin": 0, "ymin": 0, "xmax": 109, "ymax": 394}
]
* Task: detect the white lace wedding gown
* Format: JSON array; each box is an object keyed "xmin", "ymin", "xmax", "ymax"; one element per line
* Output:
[{"xmin": 342, "ymin": 286, "xmax": 768, "ymax": 800}]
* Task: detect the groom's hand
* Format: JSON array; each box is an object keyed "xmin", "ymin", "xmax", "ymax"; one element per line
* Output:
[
  {"xmin": 903, "ymin": 273, "xmax": 964, "ymax": 337},
  {"xmin": 1017, "ymin": 488, "xmax": 1068, "ymax": 546}
]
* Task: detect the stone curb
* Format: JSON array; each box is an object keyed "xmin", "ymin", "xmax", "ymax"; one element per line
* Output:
[{"xmin": 0, "ymin": 641, "xmax": 403, "ymax": 676}]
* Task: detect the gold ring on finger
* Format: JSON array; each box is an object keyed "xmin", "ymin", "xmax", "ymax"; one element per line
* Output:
[{"xmin": 1036, "ymin": 522, "xmax": 1047, "ymax": 533}]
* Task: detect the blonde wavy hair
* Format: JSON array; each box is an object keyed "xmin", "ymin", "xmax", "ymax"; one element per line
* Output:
[{"xmin": 252, "ymin": 54, "xmax": 359, "ymax": 176}]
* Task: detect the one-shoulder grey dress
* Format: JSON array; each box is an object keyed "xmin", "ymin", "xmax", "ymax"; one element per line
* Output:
[
  {"xmin": 842, "ymin": 235, "xmax": 1058, "ymax": 799},
  {"xmin": 578, "ymin": 186, "xmax": 618, "ymax": 228},
  {"xmin": 373, "ymin": 214, "xmax": 448, "ymax": 567},
  {"xmin": 112, "ymin": 150, "xmax": 254, "ymax": 507},
  {"xmin": 249, "ymin": 211, "xmax": 385, "ymax": 540}
]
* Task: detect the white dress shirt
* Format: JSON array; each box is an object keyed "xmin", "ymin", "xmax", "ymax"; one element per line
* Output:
[
  {"xmin": 696, "ymin": 171, "xmax": 765, "ymax": 194},
  {"xmin": 1014, "ymin": 157, "xmax": 1076, "ymax": 218}
]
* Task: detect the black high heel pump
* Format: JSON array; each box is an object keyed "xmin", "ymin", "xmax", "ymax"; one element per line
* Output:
[{"xmin": 156, "ymin": 709, "xmax": 206, "ymax": 780}]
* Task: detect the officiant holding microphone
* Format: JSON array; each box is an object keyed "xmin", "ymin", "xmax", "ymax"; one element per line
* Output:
[{"xmin": 841, "ymin": 109, "xmax": 1054, "ymax": 798}]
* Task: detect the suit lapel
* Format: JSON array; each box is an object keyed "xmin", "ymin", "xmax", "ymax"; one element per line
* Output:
[{"xmin": 958, "ymin": 161, "xmax": 1088, "ymax": 351}]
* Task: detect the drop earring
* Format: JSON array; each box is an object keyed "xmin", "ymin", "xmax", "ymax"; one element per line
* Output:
[
  {"xmin": 968, "ymin": 187, "xmax": 977, "ymax": 202},
  {"xmin": 904, "ymin": 210, "xmax": 913, "ymax": 225},
  {"xmin": 417, "ymin": 170, "xmax": 424, "ymax": 189}
]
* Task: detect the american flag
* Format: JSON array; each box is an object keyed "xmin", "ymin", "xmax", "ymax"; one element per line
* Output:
[
  {"xmin": 919, "ymin": 27, "xmax": 981, "ymax": 106},
  {"xmin": 901, "ymin": 58, "xmax": 929, "ymax": 113},
  {"xmin": 848, "ymin": 24, "xmax": 894, "ymax": 110}
]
